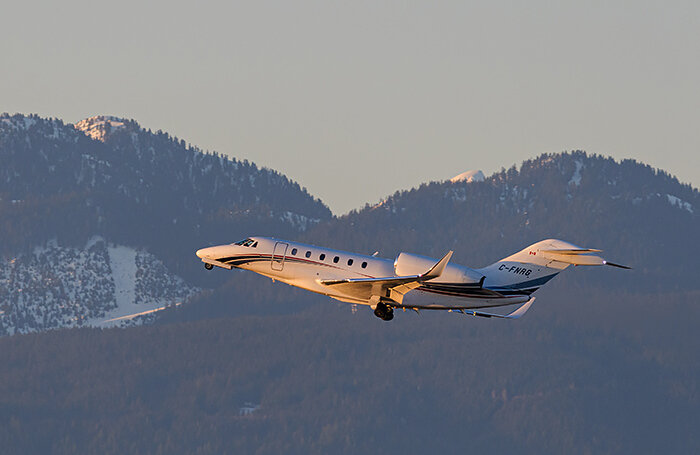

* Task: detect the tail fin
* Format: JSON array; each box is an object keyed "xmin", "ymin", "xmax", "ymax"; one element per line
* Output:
[{"xmin": 476, "ymin": 239, "xmax": 627, "ymax": 293}]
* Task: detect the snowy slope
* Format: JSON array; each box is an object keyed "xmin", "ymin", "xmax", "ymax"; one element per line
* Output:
[{"xmin": 0, "ymin": 238, "xmax": 199, "ymax": 335}]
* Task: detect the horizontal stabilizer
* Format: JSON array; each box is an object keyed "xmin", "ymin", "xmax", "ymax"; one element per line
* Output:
[
  {"xmin": 539, "ymin": 248, "xmax": 605, "ymax": 266},
  {"xmin": 537, "ymin": 247, "xmax": 630, "ymax": 269},
  {"xmin": 539, "ymin": 248, "xmax": 602, "ymax": 254},
  {"xmin": 604, "ymin": 260, "xmax": 632, "ymax": 269}
]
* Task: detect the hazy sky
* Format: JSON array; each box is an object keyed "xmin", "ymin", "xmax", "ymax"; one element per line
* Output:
[{"xmin": 2, "ymin": 1, "xmax": 698, "ymax": 213}]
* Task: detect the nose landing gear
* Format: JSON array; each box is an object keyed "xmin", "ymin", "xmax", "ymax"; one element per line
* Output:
[
  {"xmin": 373, "ymin": 302, "xmax": 394, "ymax": 321},
  {"xmin": 204, "ymin": 263, "xmax": 214, "ymax": 270}
]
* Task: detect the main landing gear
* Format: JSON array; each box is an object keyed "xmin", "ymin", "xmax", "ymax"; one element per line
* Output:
[
  {"xmin": 373, "ymin": 302, "xmax": 394, "ymax": 321},
  {"xmin": 204, "ymin": 263, "xmax": 214, "ymax": 270}
]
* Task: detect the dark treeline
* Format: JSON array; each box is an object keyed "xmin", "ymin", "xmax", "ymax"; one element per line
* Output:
[{"xmin": 0, "ymin": 284, "xmax": 697, "ymax": 454}]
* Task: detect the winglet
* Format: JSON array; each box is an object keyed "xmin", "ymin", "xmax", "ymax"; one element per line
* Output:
[
  {"xmin": 504, "ymin": 297, "xmax": 535, "ymax": 319},
  {"xmin": 460, "ymin": 297, "xmax": 535, "ymax": 319},
  {"xmin": 421, "ymin": 250, "xmax": 453, "ymax": 280}
]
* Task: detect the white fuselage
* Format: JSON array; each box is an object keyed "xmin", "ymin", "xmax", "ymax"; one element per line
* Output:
[{"xmin": 196, "ymin": 236, "xmax": 531, "ymax": 310}]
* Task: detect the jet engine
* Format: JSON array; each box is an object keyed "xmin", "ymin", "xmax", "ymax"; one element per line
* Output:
[{"xmin": 394, "ymin": 252, "xmax": 483, "ymax": 284}]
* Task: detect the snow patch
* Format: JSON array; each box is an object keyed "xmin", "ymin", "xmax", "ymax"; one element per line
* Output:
[
  {"xmin": 107, "ymin": 245, "xmax": 137, "ymax": 314},
  {"xmin": 280, "ymin": 211, "xmax": 320, "ymax": 231},
  {"xmin": 666, "ymin": 194, "xmax": 694, "ymax": 213},
  {"xmin": 569, "ymin": 160, "xmax": 583, "ymax": 186},
  {"xmin": 451, "ymin": 170, "xmax": 485, "ymax": 183},
  {"xmin": 74, "ymin": 115, "xmax": 128, "ymax": 142}
]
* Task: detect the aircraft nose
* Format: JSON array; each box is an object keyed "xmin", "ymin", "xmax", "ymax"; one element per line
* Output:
[{"xmin": 196, "ymin": 247, "xmax": 211, "ymax": 259}]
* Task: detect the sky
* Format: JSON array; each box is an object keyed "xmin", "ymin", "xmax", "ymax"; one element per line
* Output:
[{"xmin": 2, "ymin": 1, "xmax": 699, "ymax": 214}]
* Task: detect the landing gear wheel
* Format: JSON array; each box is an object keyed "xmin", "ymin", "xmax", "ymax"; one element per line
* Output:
[
  {"xmin": 204, "ymin": 263, "xmax": 214, "ymax": 270},
  {"xmin": 373, "ymin": 302, "xmax": 394, "ymax": 321},
  {"xmin": 383, "ymin": 309, "xmax": 394, "ymax": 321}
]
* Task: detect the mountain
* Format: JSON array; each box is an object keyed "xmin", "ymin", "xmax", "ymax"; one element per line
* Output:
[
  {"xmin": 0, "ymin": 113, "xmax": 331, "ymax": 334},
  {"xmin": 304, "ymin": 151, "xmax": 698, "ymax": 293},
  {"xmin": 450, "ymin": 169, "xmax": 485, "ymax": 183},
  {"xmin": 0, "ymin": 127, "xmax": 698, "ymax": 454}
]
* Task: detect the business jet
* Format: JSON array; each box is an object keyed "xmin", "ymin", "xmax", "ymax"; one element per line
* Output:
[{"xmin": 196, "ymin": 237, "xmax": 628, "ymax": 321}]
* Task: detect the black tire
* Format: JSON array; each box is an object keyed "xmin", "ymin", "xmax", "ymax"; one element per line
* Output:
[
  {"xmin": 373, "ymin": 303, "xmax": 394, "ymax": 321},
  {"xmin": 204, "ymin": 263, "xmax": 214, "ymax": 270},
  {"xmin": 382, "ymin": 308, "xmax": 394, "ymax": 321},
  {"xmin": 373, "ymin": 306, "xmax": 386, "ymax": 319}
]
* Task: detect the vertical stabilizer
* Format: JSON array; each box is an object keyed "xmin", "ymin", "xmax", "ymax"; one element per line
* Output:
[{"xmin": 476, "ymin": 239, "xmax": 596, "ymax": 293}]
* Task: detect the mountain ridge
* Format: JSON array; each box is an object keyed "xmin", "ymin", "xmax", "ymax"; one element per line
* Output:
[
  {"xmin": 1, "ymin": 113, "xmax": 698, "ymax": 332},
  {"xmin": 0, "ymin": 114, "xmax": 697, "ymax": 454},
  {"xmin": 0, "ymin": 113, "xmax": 332, "ymax": 333}
]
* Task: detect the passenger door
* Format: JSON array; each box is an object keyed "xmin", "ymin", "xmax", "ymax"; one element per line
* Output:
[{"xmin": 271, "ymin": 242, "xmax": 288, "ymax": 271}]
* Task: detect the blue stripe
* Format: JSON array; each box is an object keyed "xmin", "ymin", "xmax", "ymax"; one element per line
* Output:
[{"xmin": 489, "ymin": 273, "xmax": 559, "ymax": 291}]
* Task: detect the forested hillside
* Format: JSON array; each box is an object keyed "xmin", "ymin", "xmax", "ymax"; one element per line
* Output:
[
  {"xmin": 0, "ymin": 117, "xmax": 697, "ymax": 454},
  {"xmin": 1, "ymin": 288, "xmax": 697, "ymax": 454},
  {"xmin": 0, "ymin": 114, "xmax": 330, "ymax": 272},
  {"xmin": 0, "ymin": 113, "xmax": 331, "ymax": 333},
  {"xmin": 305, "ymin": 151, "xmax": 698, "ymax": 292}
]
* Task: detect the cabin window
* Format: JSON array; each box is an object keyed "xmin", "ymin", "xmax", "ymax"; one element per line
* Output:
[
  {"xmin": 347, "ymin": 258, "xmax": 354, "ymax": 266},
  {"xmin": 361, "ymin": 261, "xmax": 367, "ymax": 268},
  {"xmin": 291, "ymin": 248, "xmax": 297, "ymax": 255},
  {"xmin": 333, "ymin": 256, "xmax": 339, "ymax": 263},
  {"xmin": 251, "ymin": 242, "xmax": 258, "ymax": 248},
  {"xmin": 305, "ymin": 251, "xmax": 311, "ymax": 258},
  {"xmin": 319, "ymin": 253, "xmax": 326, "ymax": 261}
]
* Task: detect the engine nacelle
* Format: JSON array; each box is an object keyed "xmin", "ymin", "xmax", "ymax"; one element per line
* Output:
[{"xmin": 394, "ymin": 252, "xmax": 483, "ymax": 284}]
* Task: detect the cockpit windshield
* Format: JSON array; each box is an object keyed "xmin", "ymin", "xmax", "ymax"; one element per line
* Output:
[{"xmin": 233, "ymin": 238, "xmax": 258, "ymax": 247}]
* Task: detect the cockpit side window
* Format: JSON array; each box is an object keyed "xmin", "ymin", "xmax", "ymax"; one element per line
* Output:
[{"xmin": 233, "ymin": 238, "xmax": 256, "ymax": 247}]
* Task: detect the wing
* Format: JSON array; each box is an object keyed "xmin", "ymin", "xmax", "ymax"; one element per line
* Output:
[
  {"xmin": 320, "ymin": 250, "xmax": 454, "ymax": 304},
  {"xmin": 454, "ymin": 297, "xmax": 535, "ymax": 319},
  {"xmin": 99, "ymin": 303, "xmax": 181, "ymax": 325}
]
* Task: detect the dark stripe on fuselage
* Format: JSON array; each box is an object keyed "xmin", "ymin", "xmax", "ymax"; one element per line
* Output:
[
  {"xmin": 489, "ymin": 273, "xmax": 559, "ymax": 291},
  {"xmin": 214, "ymin": 254, "xmax": 375, "ymax": 277}
]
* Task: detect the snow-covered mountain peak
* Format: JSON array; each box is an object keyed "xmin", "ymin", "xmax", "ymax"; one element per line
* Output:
[
  {"xmin": 450, "ymin": 170, "xmax": 485, "ymax": 183},
  {"xmin": 73, "ymin": 115, "xmax": 131, "ymax": 142}
]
